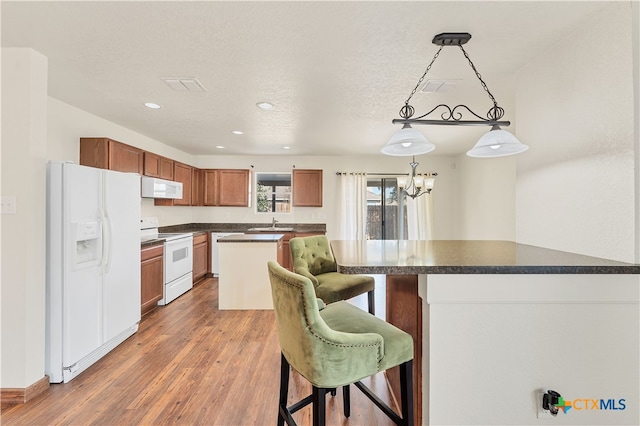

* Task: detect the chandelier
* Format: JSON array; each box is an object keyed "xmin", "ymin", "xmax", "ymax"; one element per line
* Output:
[
  {"xmin": 398, "ymin": 156, "xmax": 437, "ymax": 199},
  {"xmin": 381, "ymin": 32, "xmax": 529, "ymax": 158}
]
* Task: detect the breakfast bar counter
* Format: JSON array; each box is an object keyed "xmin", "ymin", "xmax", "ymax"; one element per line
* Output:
[
  {"xmin": 331, "ymin": 240, "xmax": 640, "ymax": 425},
  {"xmin": 217, "ymin": 234, "xmax": 285, "ymax": 310}
]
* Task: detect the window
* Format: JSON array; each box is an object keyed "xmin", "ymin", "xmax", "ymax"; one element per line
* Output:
[
  {"xmin": 256, "ymin": 172, "xmax": 292, "ymax": 213},
  {"xmin": 366, "ymin": 178, "xmax": 407, "ymax": 240}
]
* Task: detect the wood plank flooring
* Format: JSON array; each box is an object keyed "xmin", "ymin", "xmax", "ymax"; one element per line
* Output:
[{"xmin": 1, "ymin": 278, "xmax": 396, "ymax": 425}]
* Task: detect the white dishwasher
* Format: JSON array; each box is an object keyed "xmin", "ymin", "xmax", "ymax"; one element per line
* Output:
[{"xmin": 210, "ymin": 232, "xmax": 243, "ymax": 277}]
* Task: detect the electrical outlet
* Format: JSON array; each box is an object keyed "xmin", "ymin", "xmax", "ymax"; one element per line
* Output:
[
  {"xmin": 1, "ymin": 196, "xmax": 17, "ymax": 215},
  {"xmin": 537, "ymin": 391, "xmax": 554, "ymax": 419}
]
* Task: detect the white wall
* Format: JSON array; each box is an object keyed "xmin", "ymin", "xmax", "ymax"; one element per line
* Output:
[
  {"xmin": 634, "ymin": 0, "xmax": 640, "ymax": 263},
  {"xmin": 1, "ymin": 49, "xmax": 48, "ymax": 388},
  {"xmin": 454, "ymin": 153, "xmax": 516, "ymax": 240},
  {"xmin": 515, "ymin": 2, "xmax": 637, "ymax": 263}
]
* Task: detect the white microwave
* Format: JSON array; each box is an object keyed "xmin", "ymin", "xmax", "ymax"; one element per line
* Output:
[{"xmin": 141, "ymin": 177, "xmax": 183, "ymax": 199}]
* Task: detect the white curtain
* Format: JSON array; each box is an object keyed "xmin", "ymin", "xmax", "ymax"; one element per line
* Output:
[
  {"xmin": 338, "ymin": 173, "xmax": 368, "ymax": 240},
  {"xmin": 406, "ymin": 193, "xmax": 433, "ymax": 240}
]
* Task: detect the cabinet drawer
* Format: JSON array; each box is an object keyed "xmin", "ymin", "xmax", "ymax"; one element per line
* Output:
[
  {"xmin": 193, "ymin": 233, "xmax": 208, "ymax": 245},
  {"xmin": 141, "ymin": 244, "xmax": 163, "ymax": 261}
]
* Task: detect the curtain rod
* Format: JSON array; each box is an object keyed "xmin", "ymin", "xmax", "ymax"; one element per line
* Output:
[{"xmin": 335, "ymin": 172, "xmax": 438, "ymax": 176}]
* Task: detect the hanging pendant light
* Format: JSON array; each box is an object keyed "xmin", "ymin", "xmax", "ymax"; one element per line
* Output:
[
  {"xmin": 467, "ymin": 125, "xmax": 529, "ymax": 158},
  {"xmin": 398, "ymin": 156, "xmax": 437, "ymax": 199},
  {"xmin": 381, "ymin": 124, "xmax": 435, "ymax": 156},
  {"xmin": 383, "ymin": 32, "xmax": 529, "ymax": 158}
]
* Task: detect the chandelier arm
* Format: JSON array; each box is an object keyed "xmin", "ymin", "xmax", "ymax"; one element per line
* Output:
[
  {"xmin": 458, "ymin": 45, "xmax": 505, "ymax": 121},
  {"xmin": 403, "ymin": 45, "xmax": 444, "ymax": 106}
]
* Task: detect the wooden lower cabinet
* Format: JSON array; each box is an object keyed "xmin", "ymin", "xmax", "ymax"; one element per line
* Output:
[
  {"xmin": 141, "ymin": 244, "xmax": 164, "ymax": 316},
  {"xmin": 193, "ymin": 233, "xmax": 210, "ymax": 284}
]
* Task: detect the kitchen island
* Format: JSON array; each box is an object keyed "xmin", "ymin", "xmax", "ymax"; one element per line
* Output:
[
  {"xmin": 331, "ymin": 240, "xmax": 640, "ymax": 426},
  {"xmin": 218, "ymin": 233, "xmax": 284, "ymax": 310}
]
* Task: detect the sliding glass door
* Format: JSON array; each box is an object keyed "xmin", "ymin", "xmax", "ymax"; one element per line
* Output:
[{"xmin": 366, "ymin": 178, "xmax": 407, "ymax": 240}]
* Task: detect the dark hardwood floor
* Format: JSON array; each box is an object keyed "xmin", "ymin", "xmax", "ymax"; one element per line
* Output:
[{"xmin": 1, "ymin": 278, "xmax": 395, "ymax": 425}]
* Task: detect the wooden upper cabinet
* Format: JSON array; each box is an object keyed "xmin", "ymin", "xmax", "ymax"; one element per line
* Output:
[
  {"xmin": 144, "ymin": 152, "xmax": 174, "ymax": 180},
  {"xmin": 173, "ymin": 162, "xmax": 192, "ymax": 206},
  {"xmin": 159, "ymin": 157, "xmax": 174, "ymax": 180},
  {"xmin": 143, "ymin": 152, "xmax": 161, "ymax": 177},
  {"xmin": 154, "ymin": 162, "xmax": 193, "ymax": 206},
  {"xmin": 292, "ymin": 169, "xmax": 323, "ymax": 207},
  {"xmin": 203, "ymin": 170, "xmax": 219, "ymax": 206},
  {"xmin": 80, "ymin": 137, "xmax": 143, "ymax": 174},
  {"xmin": 203, "ymin": 169, "xmax": 249, "ymax": 207},
  {"xmin": 218, "ymin": 169, "xmax": 250, "ymax": 206},
  {"xmin": 191, "ymin": 168, "xmax": 204, "ymax": 207}
]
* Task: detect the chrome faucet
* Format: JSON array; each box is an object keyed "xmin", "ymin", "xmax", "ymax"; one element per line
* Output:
[{"xmin": 272, "ymin": 217, "xmax": 279, "ymax": 229}]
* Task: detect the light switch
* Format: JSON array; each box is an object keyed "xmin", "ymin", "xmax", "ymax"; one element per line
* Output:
[{"xmin": 1, "ymin": 196, "xmax": 17, "ymax": 215}]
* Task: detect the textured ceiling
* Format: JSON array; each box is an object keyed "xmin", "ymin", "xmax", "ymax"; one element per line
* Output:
[{"xmin": 1, "ymin": 1, "xmax": 609, "ymax": 156}]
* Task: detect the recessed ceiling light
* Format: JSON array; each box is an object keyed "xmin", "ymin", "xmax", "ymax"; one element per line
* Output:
[
  {"xmin": 256, "ymin": 101, "xmax": 274, "ymax": 110},
  {"xmin": 283, "ymin": 146, "xmax": 291, "ymax": 150},
  {"xmin": 215, "ymin": 145, "xmax": 225, "ymax": 149},
  {"xmin": 144, "ymin": 102, "xmax": 161, "ymax": 109},
  {"xmin": 232, "ymin": 130, "xmax": 243, "ymax": 135}
]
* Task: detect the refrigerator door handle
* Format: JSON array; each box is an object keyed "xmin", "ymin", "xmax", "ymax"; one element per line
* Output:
[
  {"xmin": 102, "ymin": 173, "xmax": 113, "ymax": 274},
  {"xmin": 100, "ymin": 173, "xmax": 112, "ymax": 274}
]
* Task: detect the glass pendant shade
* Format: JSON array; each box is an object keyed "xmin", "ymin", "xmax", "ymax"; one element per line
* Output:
[
  {"xmin": 381, "ymin": 124, "xmax": 436, "ymax": 156},
  {"xmin": 466, "ymin": 125, "xmax": 529, "ymax": 158},
  {"xmin": 424, "ymin": 176, "xmax": 435, "ymax": 192}
]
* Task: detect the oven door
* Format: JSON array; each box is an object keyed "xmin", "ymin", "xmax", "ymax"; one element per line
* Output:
[{"xmin": 164, "ymin": 236, "xmax": 193, "ymax": 283}]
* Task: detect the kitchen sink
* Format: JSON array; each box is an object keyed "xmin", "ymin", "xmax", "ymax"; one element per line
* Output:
[{"xmin": 248, "ymin": 227, "xmax": 294, "ymax": 232}]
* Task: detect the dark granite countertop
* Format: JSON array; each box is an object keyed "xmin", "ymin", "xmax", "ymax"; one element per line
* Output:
[
  {"xmin": 218, "ymin": 234, "xmax": 285, "ymax": 243},
  {"xmin": 331, "ymin": 240, "xmax": 640, "ymax": 275},
  {"xmin": 159, "ymin": 222, "xmax": 326, "ymax": 234},
  {"xmin": 141, "ymin": 224, "xmax": 323, "ymax": 248},
  {"xmin": 141, "ymin": 239, "xmax": 165, "ymax": 249}
]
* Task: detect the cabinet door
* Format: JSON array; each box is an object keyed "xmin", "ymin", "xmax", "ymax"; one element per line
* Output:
[
  {"xmin": 192, "ymin": 233, "xmax": 209, "ymax": 283},
  {"xmin": 141, "ymin": 245, "xmax": 163, "ymax": 316},
  {"xmin": 218, "ymin": 169, "xmax": 250, "ymax": 206},
  {"xmin": 173, "ymin": 162, "xmax": 192, "ymax": 206},
  {"xmin": 292, "ymin": 169, "xmax": 323, "ymax": 207},
  {"xmin": 191, "ymin": 168, "xmax": 204, "ymax": 206},
  {"xmin": 80, "ymin": 137, "xmax": 110, "ymax": 169},
  {"xmin": 108, "ymin": 140, "xmax": 143, "ymax": 174},
  {"xmin": 143, "ymin": 152, "xmax": 161, "ymax": 177},
  {"xmin": 159, "ymin": 157, "xmax": 174, "ymax": 180},
  {"xmin": 203, "ymin": 170, "xmax": 219, "ymax": 206},
  {"xmin": 282, "ymin": 234, "xmax": 292, "ymax": 270},
  {"xmin": 79, "ymin": 137, "xmax": 143, "ymax": 173}
]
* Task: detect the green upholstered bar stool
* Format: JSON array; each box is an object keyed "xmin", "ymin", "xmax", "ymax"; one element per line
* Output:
[
  {"xmin": 289, "ymin": 235, "xmax": 376, "ymax": 314},
  {"xmin": 267, "ymin": 261, "xmax": 414, "ymax": 426}
]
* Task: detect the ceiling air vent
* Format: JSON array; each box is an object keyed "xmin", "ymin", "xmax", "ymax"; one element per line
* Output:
[{"xmin": 161, "ymin": 77, "xmax": 207, "ymax": 92}]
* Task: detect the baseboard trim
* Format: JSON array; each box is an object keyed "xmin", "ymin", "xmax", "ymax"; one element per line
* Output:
[{"xmin": 1, "ymin": 376, "xmax": 50, "ymax": 404}]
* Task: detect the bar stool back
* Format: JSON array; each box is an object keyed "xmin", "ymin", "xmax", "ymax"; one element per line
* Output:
[{"xmin": 267, "ymin": 261, "xmax": 414, "ymax": 426}]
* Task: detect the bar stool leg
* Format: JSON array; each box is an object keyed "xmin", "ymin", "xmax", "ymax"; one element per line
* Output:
[
  {"xmin": 312, "ymin": 387, "xmax": 327, "ymax": 426},
  {"xmin": 399, "ymin": 360, "xmax": 414, "ymax": 426},
  {"xmin": 278, "ymin": 353, "xmax": 290, "ymax": 426},
  {"xmin": 343, "ymin": 385, "xmax": 351, "ymax": 418}
]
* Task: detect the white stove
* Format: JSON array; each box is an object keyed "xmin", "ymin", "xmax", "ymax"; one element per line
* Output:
[{"xmin": 140, "ymin": 217, "xmax": 194, "ymax": 305}]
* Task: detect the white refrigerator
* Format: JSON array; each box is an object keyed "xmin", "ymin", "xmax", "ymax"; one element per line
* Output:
[{"xmin": 46, "ymin": 161, "xmax": 141, "ymax": 383}]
